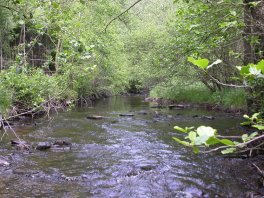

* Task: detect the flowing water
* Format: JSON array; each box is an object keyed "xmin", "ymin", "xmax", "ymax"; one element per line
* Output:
[{"xmin": 0, "ymin": 96, "xmax": 260, "ymax": 197}]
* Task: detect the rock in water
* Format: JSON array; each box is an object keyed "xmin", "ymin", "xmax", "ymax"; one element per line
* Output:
[
  {"xmin": 168, "ymin": 104, "xmax": 187, "ymax": 109},
  {"xmin": 86, "ymin": 115, "xmax": 104, "ymax": 120},
  {"xmin": 119, "ymin": 114, "xmax": 134, "ymax": 117},
  {"xmin": 36, "ymin": 142, "xmax": 51, "ymax": 150},
  {"xmin": 11, "ymin": 140, "xmax": 31, "ymax": 151},
  {"xmin": 53, "ymin": 140, "xmax": 71, "ymax": 146},
  {"xmin": 11, "ymin": 140, "xmax": 27, "ymax": 145},
  {"xmin": 202, "ymin": 116, "xmax": 215, "ymax": 120},
  {"xmin": 138, "ymin": 111, "xmax": 148, "ymax": 115}
]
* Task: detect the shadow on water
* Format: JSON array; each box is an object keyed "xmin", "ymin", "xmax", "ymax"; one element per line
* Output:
[{"xmin": 0, "ymin": 96, "xmax": 260, "ymax": 197}]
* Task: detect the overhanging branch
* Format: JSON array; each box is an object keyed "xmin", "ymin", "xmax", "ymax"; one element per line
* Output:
[{"xmin": 104, "ymin": 0, "xmax": 144, "ymax": 33}]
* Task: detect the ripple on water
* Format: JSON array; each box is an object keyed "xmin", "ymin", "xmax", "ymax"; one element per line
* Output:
[{"xmin": 0, "ymin": 96, "xmax": 258, "ymax": 197}]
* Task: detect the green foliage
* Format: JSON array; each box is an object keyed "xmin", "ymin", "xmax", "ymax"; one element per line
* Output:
[
  {"xmin": 173, "ymin": 113, "xmax": 264, "ymax": 155},
  {"xmin": 0, "ymin": 0, "xmax": 132, "ymax": 116},
  {"xmin": 210, "ymin": 88, "xmax": 247, "ymax": 109},
  {"xmin": 150, "ymin": 82, "xmax": 247, "ymax": 109},
  {"xmin": 0, "ymin": 67, "xmax": 74, "ymax": 110},
  {"xmin": 0, "ymin": 86, "xmax": 12, "ymax": 115}
]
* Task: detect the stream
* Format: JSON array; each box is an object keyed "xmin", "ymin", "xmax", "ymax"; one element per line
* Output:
[{"xmin": 0, "ymin": 96, "xmax": 261, "ymax": 197}]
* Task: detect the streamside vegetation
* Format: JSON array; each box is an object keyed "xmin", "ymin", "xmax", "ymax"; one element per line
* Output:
[
  {"xmin": 0, "ymin": 0, "xmax": 131, "ymax": 120},
  {"xmin": 0, "ymin": 1, "xmax": 263, "ymax": 132}
]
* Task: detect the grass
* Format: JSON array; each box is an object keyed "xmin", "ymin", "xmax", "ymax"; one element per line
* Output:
[{"xmin": 150, "ymin": 83, "xmax": 247, "ymax": 110}]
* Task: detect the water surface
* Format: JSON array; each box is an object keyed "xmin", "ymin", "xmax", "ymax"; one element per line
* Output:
[{"xmin": 0, "ymin": 96, "xmax": 258, "ymax": 197}]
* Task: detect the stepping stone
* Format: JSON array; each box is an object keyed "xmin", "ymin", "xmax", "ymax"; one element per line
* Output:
[
  {"xmin": 36, "ymin": 142, "xmax": 51, "ymax": 150},
  {"xmin": 86, "ymin": 116, "xmax": 104, "ymax": 120},
  {"xmin": 202, "ymin": 116, "xmax": 215, "ymax": 120},
  {"xmin": 119, "ymin": 114, "xmax": 134, "ymax": 117}
]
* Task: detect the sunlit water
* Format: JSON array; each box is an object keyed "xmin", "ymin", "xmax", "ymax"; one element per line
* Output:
[{"xmin": 0, "ymin": 96, "xmax": 259, "ymax": 197}]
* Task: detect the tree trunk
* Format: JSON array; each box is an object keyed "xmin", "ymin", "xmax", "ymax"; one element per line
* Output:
[
  {"xmin": 243, "ymin": 1, "xmax": 254, "ymax": 65},
  {"xmin": 243, "ymin": 1, "xmax": 264, "ymax": 112},
  {"xmin": 243, "ymin": 0, "xmax": 264, "ymax": 64}
]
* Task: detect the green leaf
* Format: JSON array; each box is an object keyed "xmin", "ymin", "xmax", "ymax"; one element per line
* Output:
[
  {"xmin": 206, "ymin": 137, "xmax": 220, "ymax": 145},
  {"xmin": 197, "ymin": 126, "xmax": 215, "ymax": 137},
  {"xmin": 256, "ymin": 60, "xmax": 264, "ymax": 73},
  {"xmin": 249, "ymin": 132, "xmax": 259, "ymax": 138},
  {"xmin": 187, "ymin": 131, "xmax": 197, "ymax": 142},
  {"xmin": 242, "ymin": 134, "xmax": 248, "ymax": 142},
  {"xmin": 240, "ymin": 65, "xmax": 250, "ymax": 76},
  {"xmin": 174, "ymin": 126, "xmax": 187, "ymax": 133},
  {"xmin": 221, "ymin": 147, "xmax": 236, "ymax": 154},
  {"xmin": 252, "ymin": 125, "xmax": 264, "ymax": 130},
  {"xmin": 172, "ymin": 137, "xmax": 191, "ymax": 146},
  {"xmin": 252, "ymin": 112, "xmax": 260, "ymax": 120},
  {"xmin": 243, "ymin": 114, "xmax": 250, "ymax": 119},
  {"xmin": 193, "ymin": 146, "xmax": 199, "ymax": 154},
  {"xmin": 240, "ymin": 121, "xmax": 251, "ymax": 126},
  {"xmin": 188, "ymin": 57, "xmax": 209, "ymax": 69},
  {"xmin": 220, "ymin": 139, "xmax": 234, "ymax": 146},
  {"xmin": 193, "ymin": 126, "xmax": 216, "ymax": 146}
]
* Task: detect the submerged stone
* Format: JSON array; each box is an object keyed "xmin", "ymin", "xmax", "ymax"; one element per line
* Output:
[
  {"xmin": 53, "ymin": 140, "xmax": 71, "ymax": 146},
  {"xmin": 86, "ymin": 115, "xmax": 104, "ymax": 120},
  {"xmin": 119, "ymin": 114, "xmax": 134, "ymax": 117},
  {"xmin": 138, "ymin": 110, "xmax": 148, "ymax": 115},
  {"xmin": 11, "ymin": 140, "xmax": 27, "ymax": 145},
  {"xmin": 168, "ymin": 104, "xmax": 188, "ymax": 109},
  {"xmin": 202, "ymin": 116, "xmax": 215, "ymax": 120},
  {"xmin": 139, "ymin": 165, "xmax": 155, "ymax": 171},
  {"xmin": 36, "ymin": 142, "xmax": 51, "ymax": 150}
]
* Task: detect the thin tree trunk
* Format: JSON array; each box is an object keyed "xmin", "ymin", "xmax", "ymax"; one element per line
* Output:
[
  {"xmin": 0, "ymin": 41, "xmax": 3, "ymax": 71},
  {"xmin": 23, "ymin": 24, "xmax": 26, "ymax": 67},
  {"xmin": 55, "ymin": 39, "xmax": 61, "ymax": 71},
  {"xmin": 243, "ymin": 1, "xmax": 254, "ymax": 65},
  {"xmin": 243, "ymin": 1, "xmax": 264, "ymax": 112}
]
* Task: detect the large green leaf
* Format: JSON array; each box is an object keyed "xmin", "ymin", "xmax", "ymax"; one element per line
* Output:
[
  {"xmin": 252, "ymin": 125, "xmax": 264, "ymax": 130},
  {"xmin": 197, "ymin": 126, "xmax": 215, "ymax": 137},
  {"xmin": 256, "ymin": 60, "xmax": 264, "ymax": 73},
  {"xmin": 194, "ymin": 126, "xmax": 216, "ymax": 145},
  {"xmin": 239, "ymin": 65, "xmax": 250, "ymax": 76},
  {"xmin": 220, "ymin": 139, "xmax": 234, "ymax": 146},
  {"xmin": 187, "ymin": 131, "xmax": 197, "ymax": 142},
  {"xmin": 188, "ymin": 57, "xmax": 209, "ymax": 69},
  {"xmin": 206, "ymin": 137, "xmax": 220, "ymax": 145}
]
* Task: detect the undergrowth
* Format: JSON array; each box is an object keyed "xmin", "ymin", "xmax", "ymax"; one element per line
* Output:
[{"xmin": 150, "ymin": 83, "xmax": 247, "ymax": 110}]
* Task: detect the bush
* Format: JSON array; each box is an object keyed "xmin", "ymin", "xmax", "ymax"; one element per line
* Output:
[{"xmin": 0, "ymin": 67, "xmax": 74, "ymax": 111}]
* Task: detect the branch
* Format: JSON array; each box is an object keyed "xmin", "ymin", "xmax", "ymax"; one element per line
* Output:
[
  {"xmin": 203, "ymin": 70, "xmax": 250, "ymax": 88},
  {"xmin": 252, "ymin": 163, "xmax": 264, "ymax": 177},
  {"xmin": 104, "ymin": 0, "xmax": 144, "ymax": 33},
  {"xmin": 203, "ymin": 134, "xmax": 264, "ymax": 154}
]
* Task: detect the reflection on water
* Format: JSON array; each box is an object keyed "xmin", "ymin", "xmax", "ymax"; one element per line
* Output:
[{"xmin": 0, "ymin": 96, "xmax": 257, "ymax": 197}]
